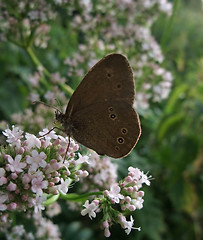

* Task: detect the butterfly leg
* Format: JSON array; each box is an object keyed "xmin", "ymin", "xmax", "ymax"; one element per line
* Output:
[
  {"xmin": 63, "ymin": 135, "xmax": 71, "ymax": 162},
  {"xmin": 39, "ymin": 126, "xmax": 65, "ymax": 138}
]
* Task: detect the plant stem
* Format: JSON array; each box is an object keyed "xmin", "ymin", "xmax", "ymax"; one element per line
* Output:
[
  {"xmin": 26, "ymin": 46, "xmax": 74, "ymax": 96},
  {"xmin": 60, "ymin": 191, "xmax": 104, "ymax": 201},
  {"xmin": 26, "ymin": 46, "xmax": 50, "ymax": 77},
  {"xmin": 59, "ymin": 82, "xmax": 74, "ymax": 96},
  {"xmin": 161, "ymin": 0, "xmax": 180, "ymax": 50}
]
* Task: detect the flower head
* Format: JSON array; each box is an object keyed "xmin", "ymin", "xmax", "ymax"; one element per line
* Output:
[
  {"xmin": 2, "ymin": 125, "xmax": 23, "ymax": 148},
  {"xmin": 58, "ymin": 178, "xmax": 70, "ymax": 195},
  {"xmin": 106, "ymin": 185, "xmax": 124, "ymax": 203},
  {"xmin": 81, "ymin": 200, "xmax": 99, "ymax": 219},
  {"xmin": 6, "ymin": 155, "xmax": 26, "ymax": 173},
  {"xmin": 25, "ymin": 133, "xmax": 41, "ymax": 150},
  {"xmin": 26, "ymin": 150, "xmax": 47, "ymax": 171}
]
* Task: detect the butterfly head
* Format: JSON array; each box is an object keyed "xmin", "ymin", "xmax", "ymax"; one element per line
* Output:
[
  {"xmin": 55, "ymin": 110, "xmax": 72, "ymax": 136},
  {"xmin": 55, "ymin": 110, "xmax": 66, "ymax": 125}
]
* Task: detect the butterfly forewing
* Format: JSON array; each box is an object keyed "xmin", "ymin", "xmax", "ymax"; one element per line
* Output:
[{"xmin": 65, "ymin": 54, "xmax": 135, "ymax": 120}]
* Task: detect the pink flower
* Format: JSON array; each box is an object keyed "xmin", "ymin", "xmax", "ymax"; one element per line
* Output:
[
  {"xmin": 26, "ymin": 150, "xmax": 47, "ymax": 171},
  {"xmin": 8, "ymin": 202, "xmax": 17, "ymax": 210},
  {"xmin": 31, "ymin": 172, "xmax": 48, "ymax": 196},
  {"xmin": 107, "ymin": 185, "xmax": 124, "ymax": 203},
  {"xmin": 22, "ymin": 173, "xmax": 31, "ymax": 184},
  {"xmin": 7, "ymin": 155, "xmax": 26, "ymax": 173},
  {"xmin": 104, "ymin": 227, "xmax": 111, "ymax": 237},
  {"xmin": 128, "ymin": 167, "xmax": 142, "ymax": 180},
  {"xmin": 7, "ymin": 182, "xmax": 17, "ymax": 191},
  {"xmin": 0, "ymin": 176, "xmax": 7, "ymax": 186}
]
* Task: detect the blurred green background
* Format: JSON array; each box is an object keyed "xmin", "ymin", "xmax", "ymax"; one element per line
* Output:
[{"xmin": 0, "ymin": 0, "xmax": 203, "ymax": 239}]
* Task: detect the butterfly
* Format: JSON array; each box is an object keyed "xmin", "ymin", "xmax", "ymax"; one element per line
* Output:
[{"xmin": 54, "ymin": 53, "xmax": 141, "ymax": 158}]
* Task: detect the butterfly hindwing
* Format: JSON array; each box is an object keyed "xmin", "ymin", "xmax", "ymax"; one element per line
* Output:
[{"xmin": 70, "ymin": 101, "xmax": 141, "ymax": 158}]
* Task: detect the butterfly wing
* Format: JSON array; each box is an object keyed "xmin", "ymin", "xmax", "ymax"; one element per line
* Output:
[
  {"xmin": 65, "ymin": 54, "xmax": 135, "ymax": 120},
  {"xmin": 70, "ymin": 101, "xmax": 141, "ymax": 158}
]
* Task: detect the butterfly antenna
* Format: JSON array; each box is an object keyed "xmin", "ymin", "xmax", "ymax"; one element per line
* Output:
[
  {"xmin": 55, "ymin": 98, "xmax": 63, "ymax": 112},
  {"xmin": 32, "ymin": 100, "xmax": 62, "ymax": 113}
]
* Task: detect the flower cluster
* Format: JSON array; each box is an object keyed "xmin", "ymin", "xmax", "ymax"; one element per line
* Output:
[
  {"xmin": 0, "ymin": 0, "xmax": 174, "ymax": 115},
  {"xmin": 0, "ymin": 0, "xmax": 68, "ymax": 46},
  {"xmin": 1, "ymin": 213, "xmax": 61, "ymax": 240},
  {"xmin": 0, "ymin": 104, "xmax": 55, "ymax": 134},
  {"xmin": 28, "ymin": 70, "xmax": 68, "ymax": 104},
  {"xmin": 81, "ymin": 151, "xmax": 118, "ymax": 192},
  {"xmin": 81, "ymin": 166, "xmax": 151, "ymax": 237},
  {"xmin": 0, "ymin": 125, "xmax": 152, "ymax": 238},
  {"xmin": 63, "ymin": 0, "xmax": 174, "ymax": 112},
  {"xmin": 0, "ymin": 125, "xmax": 89, "ymax": 224}
]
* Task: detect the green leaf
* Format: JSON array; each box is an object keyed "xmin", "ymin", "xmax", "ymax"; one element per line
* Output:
[{"xmin": 157, "ymin": 113, "xmax": 184, "ymax": 140}]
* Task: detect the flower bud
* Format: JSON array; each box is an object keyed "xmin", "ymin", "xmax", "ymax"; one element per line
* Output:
[
  {"xmin": 8, "ymin": 202, "xmax": 17, "ymax": 210},
  {"xmin": 7, "ymin": 182, "xmax": 17, "ymax": 191}
]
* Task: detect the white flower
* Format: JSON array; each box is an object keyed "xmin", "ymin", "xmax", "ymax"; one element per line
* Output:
[
  {"xmin": 0, "ymin": 168, "xmax": 5, "ymax": 177},
  {"xmin": 76, "ymin": 153, "xmax": 90, "ymax": 165},
  {"xmin": 46, "ymin": 202, "xmax": 61, "ymax": 217},
  {"xmin": 25, "ymin": 133, "xmax": 41, "ymax": 150},
  {"xmin": 131, "ymin": 197, "xmax": 144, "ymax": 210},
  {"xmin": 122, "ymin": 216, "xmax": 141, "ymax": 235},
  {"xmin": 12, "ymin": 225, "xmax": 25, "ymax": 236},
  {"xmin": 128, "ymin": 167, "xmax": 141, "ymax": 178},
  {"xmin": 26, "ymin": 150, "xmax": 47, "ymax": 171},
  {"xmin": 29, "ymin": 92, "xmax": 39, "ymax": 102},
  {"xmin": 81, "ymin": 200, "xmax": 99, "ymax": 219},
  {"xmin": 7, "ymin": 155, "xmax": 26, "ymax": 173},
  {"xmin": 44, "ymin": 91, "xmax": 55, "ymax": 102},
  {"xmin": 31, "ymin": 172, "xmax": 48, "ymax": 196},
  {"xmin": 2, "ymin": 125, "xmax": 23, "ymax": 148},
  {"xmin": 58, "ymin": 178, "xmax": 70, "ymax": 195},
  {"xmin": 0, "ymin": 192, "xmax": 8, "ymax": 211},
  {"xmin": 31, "ymin": 195, "xmax": 47, "ymax": 213},
  {"xmin": 108, "ymin": 185, "xmax": 124, "ymax": 203},
  {"xmin": 140, "ymin": 171, "xmax": 151, "ymax": 186},
  {"xmin": 58, "ymin": 136, "xmax": 70, "ymax": 146},
  {"xmin": 39, "ymin": 128, "xmax": 58, "ymax": 140}
]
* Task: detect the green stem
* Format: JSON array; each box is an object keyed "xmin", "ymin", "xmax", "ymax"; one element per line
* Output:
[
  {"xmin": 58, "ymin": 82, "xmax": 74, "ymax": 96},
  {"xmin": 60, "ymin": 191, "xmax": 104, "ymax": 202},
  {"xmin": 25, "ymin": 46, "xmax": 52, "ymax": 89},
  {"xmin": 26, "ymin": 46, "xmax": 50, "ymax": 77},
  {"xmin": 44, "ymin": 194, "xmax": 60, "ymax": 206},
  {"xmin": 161, "ymin": 0, "xmax": 180, "ymax": 50},
  {"xmin": 26, "ymin": 46, "xmax": 74, "ymax": 96}
]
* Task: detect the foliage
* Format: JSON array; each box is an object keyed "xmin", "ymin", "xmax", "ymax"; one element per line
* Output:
[{"xmin": 0, "ymin": 0, "xmax": 202, "ymax": 239}]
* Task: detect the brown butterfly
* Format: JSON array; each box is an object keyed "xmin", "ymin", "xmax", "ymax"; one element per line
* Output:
[{"xmin": 54, "ymin": 53, "xmax": 141, "ymax": 158}]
